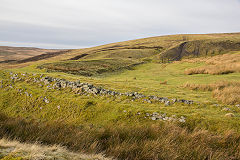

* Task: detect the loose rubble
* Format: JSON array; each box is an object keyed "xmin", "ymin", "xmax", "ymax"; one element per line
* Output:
[
  {"xmin": 2, "ymin": 71, "xmax": 240, "ymax": 124},
  {"xmin": 142, "ymin": 111, "xmax": 186, "ymax": 123},
  {"xmin": 7, "ymin": 72, "xmax": 195, "ymax": 106},
  {"xmin": 0, "ymin": 71, "xmax": 195, "ymax": 123}
]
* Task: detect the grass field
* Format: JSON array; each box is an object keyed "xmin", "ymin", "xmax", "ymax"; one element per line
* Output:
[{"xmin": 1, "ymin": 33, "xmax": 240, "ymax": 159}]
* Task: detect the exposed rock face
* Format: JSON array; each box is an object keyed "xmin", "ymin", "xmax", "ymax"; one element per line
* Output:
[{"xmin": 160, "ymin": 39, "xmax": 240, "ymax": 62}]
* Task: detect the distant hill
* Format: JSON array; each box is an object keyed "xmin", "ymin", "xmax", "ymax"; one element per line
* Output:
[
  {"xmin": 63, "ymin": 32, "xmax": 240, "ymax": 62},
  {"xmin": 35, "ymin": 32, "xmax": 240, "ymax": 76},
  {"xmin": 1, "ymin": 32, "xmax": 240, "ymax": 71},
  {"xmin": 0, "ymin": 46, "xmax": 68, "ymax": 63}
]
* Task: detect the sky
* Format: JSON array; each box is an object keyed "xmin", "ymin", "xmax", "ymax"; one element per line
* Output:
[{"xmin": 0, "ymin": 0, "xmax": 240, "ymax": 49}]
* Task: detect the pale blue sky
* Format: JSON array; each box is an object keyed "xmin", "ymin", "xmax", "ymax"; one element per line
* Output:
[{"xmin": 0, "ymin": 0, "xmax": 240, "ymax": 49}]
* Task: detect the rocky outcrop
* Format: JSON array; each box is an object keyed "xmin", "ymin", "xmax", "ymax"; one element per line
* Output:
[{"xmin": 160, "ymin": 39, "xmax": 240, "ymax": 62}]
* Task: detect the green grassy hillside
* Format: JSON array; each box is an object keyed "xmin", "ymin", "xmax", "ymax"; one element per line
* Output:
[
  {"xmin": 1, "ymin": 33, "xmax": 240, "ymax": 160},
  {"xmin": 30, "ymin": 33, "xmax": 240, "ymax": 76}
]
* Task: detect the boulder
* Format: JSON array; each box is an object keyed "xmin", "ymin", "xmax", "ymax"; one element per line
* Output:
[
  {"xmin": 179, "ymin": 118, "xmax": 186, "ymax": 123},
  {"xmin": 172, "ymin": 98, "xmax": 177, "ymax": 103},
  {"xmin": 225, "ymin": 113, "xmax": 235, "ymax": 117},
  {"xmin": 151, "ymin": 117, "xmax": 157, "ymax": 120},
  {"xmin": 165, "ymin": 101, "xmax": 170, "ymax": 106}
]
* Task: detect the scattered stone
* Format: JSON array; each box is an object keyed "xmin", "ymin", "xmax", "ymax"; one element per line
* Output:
[
  {"xmin": 222, "ymin": 107, "xmax": 231, "ymax": 111},
  {"xmin": 180, "ymin": 116, "xmax": 185, "ymax": 119},
  {"xmin": 172, "ymin": 98, "xmax": 177, "ymax": 103},
  {"xmin": 24, "ymin": 92, "xmax": 29, "ymax": 96},
  {"xmin": 165, "ymin": 101, "xmax": 170, "ymax": 106},
  {"xmin": 146, "ymin": 99, "xmax": 152, "ymax": 103},
  {"xmin": 151, "ymin": 117, "xmax": 157, "ymax": 120},
  {"xmin": 162, "ymin": 117, "xmax": 166, "ymax": 121},
  {"xmin": 43, "ymin": 97, "xmax": 49, "ymax": 103},
  {"xmin": 179, "ymin": 118, "xmax": 186, "ymax": 123},
  {"xmin": 4, "ymin": 72, "xmax": 196, "ymax": 110},
  {"xmin": 225, "ymin": 113, "xmax": 235, "ymax": 117}
]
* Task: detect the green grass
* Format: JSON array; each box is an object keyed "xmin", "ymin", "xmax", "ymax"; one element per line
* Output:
[
  {"xmin": 12, "ymin": 59, "xmax": 240, "ymax": 103},
  {"xmin": 0, "ymin": 70, "xmax": 240, "ymax": 132}
]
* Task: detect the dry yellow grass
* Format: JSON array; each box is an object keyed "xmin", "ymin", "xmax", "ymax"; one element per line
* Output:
[
  {"xmin": 184, "ymin": 53, "xmax": 240, "ymax": 75},
  {"xmin": 0, "ymin": 138, "xmax": 110, "ymax": 160},
  {"xmin": 183, "ymin": 81, "xmax": 240, "ymax": 104},
  {"xmin": 1, "ymin": 117, "xmax": 240, "ymax": 160}
]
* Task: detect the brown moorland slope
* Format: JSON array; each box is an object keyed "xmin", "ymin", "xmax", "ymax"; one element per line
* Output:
[{"xmin": 0, "ymin": 46, "xmax": 67, "ymax": 63}]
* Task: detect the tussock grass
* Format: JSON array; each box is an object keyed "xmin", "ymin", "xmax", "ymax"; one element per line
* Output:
[
  {"xmin": 0, "ymin": 138, "xmax": 110, "ymax": 160},
  {"xmin": 1, "ymin": 114, "xmax": 240, "ymax": 160},
  {"xmin": 185, "ymin": 53, "xmax": 240, "ymax": 75},
  {"xmin": 39, "ymin": 59, "xmax": 142, "ymax": 76},
  {"xmin": 183, "ymin": 81, "xmax": 240, "ymax": 104}
]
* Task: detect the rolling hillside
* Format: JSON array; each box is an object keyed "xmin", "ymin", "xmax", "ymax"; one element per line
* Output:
[
  {"xmin": 34, "ymin": 33, "xmax": 240, "ymax": 76},
  {"xmin": 1, "ymin": 33, "xmax": 240, "ymax": 160}
]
